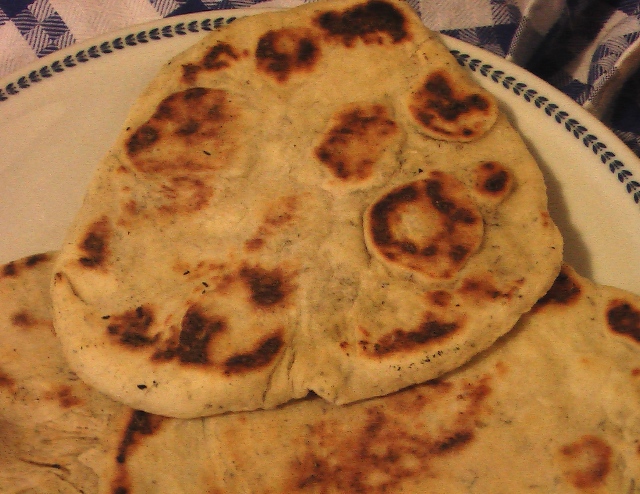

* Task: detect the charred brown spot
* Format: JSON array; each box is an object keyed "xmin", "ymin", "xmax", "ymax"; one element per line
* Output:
[
  {"xmin": 25, "ymin": 253, "xmax": 49, "ymax": 267},
  {"xmin": 1, "ymin": 262, "xmax": 17, "ymax": 277},
  {"xmin": 449, "ymin": 244, "xmax": 469, "ymax": 262},
  {"xmin": 256, "ymin": 28, "xmax": 320, "ymax": 82},
  {"xmin": 459, "ymin": 277, "xmax": 505, "ymax": 301},
  {"xmin": 116, "ymin": 411, "xmax": 163, "ymax": 465},
  {"xmin": 429, "ymin": 290, "xmax": 452, "ymax": 307},
  {"xmin": 368, "ymin": 173, "xmax": 483, "ymax": 279},
  {"xmin": 410, "ymin": 71, "xmax": 495, "ymax": 140},
  {"xmin": 155, "ymin": 175, "xmax": 214, "ymax": 215},
  {"xmin": 475, "ymin": 161, "xmax": 512, "ymax": 199},
  {"xmin": 432, "ymin": 430, "xmax": 473, "ymax": 453},
  {"xmin": 484, "ymin": 170, "xmax": 508, "ymax": 193},
  {"xmin": 429, "ymin": 180, "xmax": 479, "ymax": 228},
  {"xmin": 224, "ymin": 334, "xmax": 283, "ymax": 375},
  {"xmin": 2, "ymin": 254, "xmax": 48, "ymax": 277},
  {"xmin": 126, "ymin": 125, "xmax": 159, "ymax": 155},
  {"xmin": 264, "ymin": 196, "xmax": 297, "ymax": 225},
  {"xmin": 107, "ymin": 305, "xmax": 157, "ymax": 348},
  {"xmin": 370, "ymin": 184, "xmax": 418, "ymax": 246},
  {"xmin": 79, "ymin": 217, "xmax": 111, "ymax": 268},
  {"xmin": 154, "ymin": 100, "xmax": 174, "ymax": 120},
  {"xmin": 315, "ymin": 104, "xmax": 397, "ymax": 182},
  {"xmin": 240, "ymin": 266, "xmax": 290, "ymax": 307},
  {"xmin": 126, "ymin": 87, "xmax": 242, "ymax": 175},
  {"xmin": 372, "ymin": 317, "xmax": 459, "ymax": 356},
  {"xmin": 52, "ymin": 385, "xmax": 82, "ymax": 409},
  {"xmin": 533, "ymin": 266, "xmax": 581, "ymax": 311},
  {"xmin": 423, "ymin": 73, "xmax": 489, "ymax": 120},
  {"xmin": 182, "ymin": 42, "xmax": 240, "ymax": 83},
  {"xmin": 183, "ymin": 87, "xmax": 208, "ymax": 100},
  {"xmin": 122, "ymin": 199, "xmax": 140, "ymax": 219},
  {"xmin": 316, "ymin": 0, "xmax": 409, "ymax": 46},
  {"xmin": 11, "ymin": 311, "xmax": 35, "ymax": 328},
  {"xmin": 181, "ymin": 63, "xmax": 199, "ymax": 83},
  {"xmin": 203, "ymin": 42, "xmax": 240, "ymax": 69},
  {"xmin": 607, "ymin": 300, "xmax": 640, "ymax": 344},
  {"xmin": 452, "ymin": 208, "xmax": 478, "ymax": 225},
  {"xmin": 400, "ymin": 241, "xmax": 417, "ymax": 253},
  {"xmin": 291, "ymin": 378, "xmax": 490, "ymax": 493},
  {"xmin": 153, "ymin": 306, "xmax": 226, "ymax": 365},
  {"xmin": 295, "ymin": 407, "xmax": 433, "ymax": 492},
  {"xmin": 541, "ymin": 210, "xmax": 554, "ymax": 228},
  {"xmin": 245, "ymin": 237, "xmax": 265, "ymax": 251},
  {"xmin": 244, "ymin": 196, "xmax": 300, "ymax": 252},
  {"xmin": 0, "ymin": 369, "xmax": 15, "ymax": 388},
  {"xmin": 425, "ymin": 178, "xmax": 478, "ymax": 227},
  {"xmin": 265, "ymin": 211, "xmax": 293, "ymax": 227},
  {"xmin": 494, "ymin": 361, "xmax": 509, "ymax": 376},
  {"xmin": 560, "ymin": 435, "xmax": 612, "ymax": 489},
  {"xmin": 386, "ymin": 379, "xmax": 454, "ymax": 415},
  {"xmin": 422, "ymin": 245, "xmax": 437, "ymax": 256},
  {"xmin": 177, "ymin": 119, "xmax": 199, "ymax": 136}
]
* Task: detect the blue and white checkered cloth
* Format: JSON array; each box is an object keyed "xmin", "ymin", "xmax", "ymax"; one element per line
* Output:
[{"xmin": 3, "ymin": 0, "xmax": 640, "ymax": 157}]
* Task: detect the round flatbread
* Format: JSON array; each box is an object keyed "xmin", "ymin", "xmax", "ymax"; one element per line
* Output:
[
  {"xmin": 51, "ymin": 0, "xmax": 562, "ymax": 418},
  {"xmin": 0, "ymin": 253, "xmax": 128, "ymax": 493},
  {"xmin": 104, "ymin": 265, "xmax": 640, "ymax": 493}
]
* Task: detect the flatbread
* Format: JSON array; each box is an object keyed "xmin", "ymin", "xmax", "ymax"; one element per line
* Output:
[
  {"xmin": 103, "ymin": 265, "xmax": 640, "ymax": 493},
  {"xmin": 0, "ymin": 253, "xmax": 128, "ymax": 493},
  {"xmin": 51, "ymin": 0, "xmax": 563, "ymax": 418}
]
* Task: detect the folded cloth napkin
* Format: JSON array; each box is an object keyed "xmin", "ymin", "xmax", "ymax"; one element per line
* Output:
[{"xmin": 2, "ymin": 0, "xmax": 640, "ymax": 157}]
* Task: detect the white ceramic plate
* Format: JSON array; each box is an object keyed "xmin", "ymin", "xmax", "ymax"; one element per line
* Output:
[{"xmin": 1, "ymin": 10, "xmax": 639, "ymax": 293}]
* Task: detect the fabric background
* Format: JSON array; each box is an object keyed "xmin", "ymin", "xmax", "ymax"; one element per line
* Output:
[{"xmin": 2, "ymin": 0, "xmax": 640, "ymax": 157}]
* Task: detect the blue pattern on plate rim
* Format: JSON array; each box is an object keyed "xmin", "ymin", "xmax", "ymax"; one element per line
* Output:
[
  {"xmin": 0, "ymin": 15, "xmax": 237, "ymax": 102},
  {"xmin": 0, "ymin": 15, "xmax": 638, "ymax": 208}
]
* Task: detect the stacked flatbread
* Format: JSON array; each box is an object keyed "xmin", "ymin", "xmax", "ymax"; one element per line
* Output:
[
  {"xmin": 102, "ymin": 264, "xmax": 640, "ymax": 493},
  {"xmin": 50, "ymin": 0, "xmax": 562, "ymax": 419},
  {"xmin": 0, "ymin": 254, "xmax": 127, "ymax": 493},
  {"xmin": 2, "ymin": 255, "xmax": 640, "ymax": 492},
  {"xmin": 6, "ymin": 0, "xmax": 640, "ymax": 491}
]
